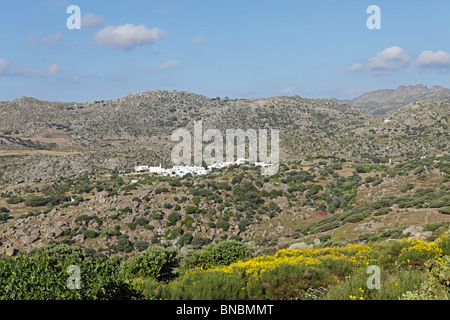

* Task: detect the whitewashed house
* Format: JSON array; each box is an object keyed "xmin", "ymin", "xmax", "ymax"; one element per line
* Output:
[
  {"xmin": 149, "ymin": 164, "xmax": 165, "ymax": 174},
  {"xmin": 168, "ymin": 165, "xmax": 210, "ymax": 177},
  {"xmin": 134, "ymin": 165, "xmax": 149, "ymax": 172},
  {"xmin": 135, "ymin": 159, "xmax": 274, "ymax": 177},
  {"xmin": 207, "ymin": 162, "xmax": 234, "ymax": 170}
]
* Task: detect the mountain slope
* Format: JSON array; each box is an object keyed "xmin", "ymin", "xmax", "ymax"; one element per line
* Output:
[
  {"xmin": 340, "ymin": 84, "xmax": 450, "ymax": 116},
  {"xmin": 0, "ymin": 90, "xmax": 448, "ymax": 183}
]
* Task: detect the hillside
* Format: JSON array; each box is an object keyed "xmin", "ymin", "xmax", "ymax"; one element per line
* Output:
[
  {"xmin": 0, "ymin": 155, "xmax": 448, "ymax": 257},
  {"xmin": 0, "ymin": 89, "xmax": 449, "ymax": 302},
  {"xmin": 0, "ymin": 90, "xmax": 448, "ymax": 183},
  {"xmin": 340, "ymin": 84, "xmax": 450, "ymax": 116},
  {"xmin": 0, "ymin": 89, "xmax": 448, "ymax": 256}
]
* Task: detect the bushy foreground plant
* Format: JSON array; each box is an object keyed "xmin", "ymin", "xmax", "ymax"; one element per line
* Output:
[
  {"xmin": 401, "ymin": 256, "xmax": 450, "ymax": 300},
  {"xmin": 119, "ymin": 246, "xmax": 179, "ymax": 281},
  {"xmin": 0, "ymin": 252, "xmax": 141, "ymax": 300},
  {"xmin": 179, "ymin": 240, "xmax": 253, "ymax": 272}
]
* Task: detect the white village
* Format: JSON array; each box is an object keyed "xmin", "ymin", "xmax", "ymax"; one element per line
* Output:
[{"xmin": 134, "ymin": 158, "xmax": 273, "ymax": 178}]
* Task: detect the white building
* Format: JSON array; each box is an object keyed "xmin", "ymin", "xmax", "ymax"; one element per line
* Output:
[
  {"xmin": 207, "ymin": 162, "xmax": 234, "ymax": 170},
  {"xmin": 149, "ymin": 164, "xmax": 165, "ymax": 174},
  {"xmin": 135, "ymin": 159, "xmax": 274, "ymax": 176},
  {"xmin": 167, "ymin": 165, "xmax": 210, "ymax": 177},
  {"xmin": 134, "ymin": 165, "xmax": 149, "ymax": 172}
]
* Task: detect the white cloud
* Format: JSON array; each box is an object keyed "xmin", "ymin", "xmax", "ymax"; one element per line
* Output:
[
  {"xmin": 94, "ymin": 24, "xmax": 166, "ymax": 50},
  {"xmin": 346, "ymin": 63, "xmax": 364, "ymax": 72},
  {"xmin": 46, "ymin": 63, "xmax": 61, "ymax": 76},
  {"xmin": 368, "ymin": 46, "xmax": 411, "ymax": 75},
  {"xmin": 0, "ymin": 59, "xmax": 11, "ymax": 76},
  {"xmin": 0, "ymin": 59, "xmax": 60, "ymax": 78},
  {"xmin": 190, "ymin": 34, "xmax": 213, "ymax": 45},
  {"xmin": 27, "ymin": 32, "xmax": 63, "ymax": 47},
  {"xmin": 81, "ymin": 13, "xmax": 104, "ymax": 29},
  {"xmin": 40, "ymin": 32, "xmax": 63, "ymax": 47},
  {"xmin": 416, "ymin": 50, "xmax": 450, "ymax": 69},
  {"xmin": 153, "ymin": 60, "xmax": 182, "ymax": 71},
  {"xmin": 281, "ymin": 87, "xmax": 295, "ymax": 95}
]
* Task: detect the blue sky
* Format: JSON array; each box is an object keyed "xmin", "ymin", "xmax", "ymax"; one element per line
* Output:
[{"xmin": 1, "ymin": 0, "xmax": 450, "ymax": 102}]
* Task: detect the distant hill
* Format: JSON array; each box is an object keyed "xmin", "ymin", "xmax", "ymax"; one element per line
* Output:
[
  {"xmin": 0, "ymin": 90, "xmax": 448, "ymax": 183},
  {"xmin": 340, "ymin": 84, "xmax": 450, "ymax": 116}
]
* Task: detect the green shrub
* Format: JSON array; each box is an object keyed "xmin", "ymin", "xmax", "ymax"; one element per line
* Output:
[
  {"xmin": 167, "ymin": 211, "xmax": 181, "ymax": 226},
  {"xmin": 192, "ymin": 196, "xmax": 201, "ymax": 205},
  {"xmin": 185, "ymin": 206, "xmax": 199, "ymax": 215},
  {"xmin": 74, "ymin": 214, "xmax": 92, "ymax": 225},
  {"xmin": 319, "ymin": 234, "xmax": 332, "ymax": 242},
  {"xmin": 24, "ymin": 196, "xmax": 49, "ymax": 207},
  {"xmin": 134, "ymin": 240, "xmax": 149, "ymax": 252},
  {"xmin": 177, "ymin": 233, "xmax": 194, "ymax": 246},
  {"xmin": 374, "ymin": 207, "xmax": 391, "ymax": 216},
  {"xmin": 313, "ymin": 221, "xmax": 341, "ymax": 233},
  {"xmin": 238, "ymin": 218, "xmax": 251, "ymax": 232},
  {"xmin": 135, "ymin": 217, "xmax": 149, "ymax": 225},
  {"xmin": 401, "ymin": 183, "xmax": 414, "ymax": 193},
  {"xmin": 82, "ymin": 229, "xmax": 98, "ymax": 239},
  {"xmin": 168, "ymin": 227, "xmax": 183, "ymax": 239},
  {"xmin": 0, "ymin": 212, "xmax": 9, "ymax": 222},
  {"xmin": 365, "ymin": 176, "xmax": 375, "ymax": 183},
  {"xmin": 112, "ymin": 235, "xmax": 134, "ymax": 253},
  {"xmin": 6, "ymin": 196, "xmax": 24, "ymax": 204},
  {"xmin": 216, "ymin": 220, "xmax": 230, "ymax": 231},
  {"xmin": 119, "ymin": 246, "xmax": 179, "ymax": 281},
  {"xmin": 439, "ymin": 207, "xmax": 450, "ymax": 214},
  {"xmin": 180, "ymin": 240, "xmax": 253, "ymax": 272},
  {"xmin": 0, "ymin": 255, "xmax": 141, "ymax": 300},
  {"xmin": 182, "ymin": 216, "xmax": 194, "ymax": 229},
  {"xmin": 151, "ymin": 211, "xmax": 163, "ymax": 220},
  {"xmin": 0, "ymin": 207, "xmax": 9, "ymax": 213},
  {"xmin": 127, "ymin": 222, "xmax": 137, "ymax": 230}
]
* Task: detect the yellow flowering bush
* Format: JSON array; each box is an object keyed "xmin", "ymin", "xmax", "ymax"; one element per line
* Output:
[
  {"xmin": 398, "ymin": 238, "xmax": 443, "ymax": 265},
  {"xmin": 132, "ymin": 232, "xmax": 450, "ymax": 300}
]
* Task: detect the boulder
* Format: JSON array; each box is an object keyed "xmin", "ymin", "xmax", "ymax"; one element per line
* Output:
[
  {"xmin": 414, "ymin": 231, "xmax": 434, "ymax": 241},
  {"xmin": 121, "ymin": 216, "xmax": 135, "ymax": 224},
  {"xmin": 75, "ymin": 233, "xmax": 85, "ymax": 242},
  {"xmin": 4, "ymin": 244, "xmax": 16, "ymax": 256},
  {"xmin": 289, "ymin": 242, "xmax": 312, "ymax": 249},
  {"xmin": 403, "ymin": 226, "xmax": 424, "ymax": 236},
  {"xmin": 22, "ymin": 235, "xmax": 39, "ymax": 244},
  {"xmin": 52, "ymin": 227, "xmax": 64, "ymax": 237}
]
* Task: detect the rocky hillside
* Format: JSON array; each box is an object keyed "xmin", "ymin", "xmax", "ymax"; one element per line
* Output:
[
  {"xmin": 0, "ymin": 90, "xmax": 448, "ymax": 184},
  {"xmin": 340, "ymin": 84, "xmax": 450, "ymax": 116},
  {"xmin": 0, "ymin": 155, "xmax": 448, "ymax": 257}
]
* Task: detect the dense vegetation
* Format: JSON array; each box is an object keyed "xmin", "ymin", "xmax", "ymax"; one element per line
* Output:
[
  {"xmin": 0, "ymin": 156, "xmax": 449, "ymax": 299},
  {"xmin": 3, "ymin": 232, "xmax": 450, "ymax": 300}
]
